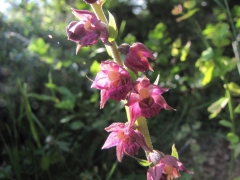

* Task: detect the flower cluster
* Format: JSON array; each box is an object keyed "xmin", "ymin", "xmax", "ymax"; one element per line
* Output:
[{"xmin": 66, "ymin": 1, "xmax": 193, "ymax": 179}]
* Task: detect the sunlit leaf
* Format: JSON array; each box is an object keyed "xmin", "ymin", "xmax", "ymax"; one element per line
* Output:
[
  {"xmin": 108, "ymin": 11, "xmax": 118, "ymax": 42},
  {"xmin": 180, "ymin": 41, "xmax": 191, "ymax": 61},
  {"xmin": 227, "ymin": 132, "xmax": 239, "ymax": 144},
  {"xmin": 171, "ymin": 48, "xmax": 179, "ymax": 56},
  {"xmin": 183, "ymin": 1, "xmax": 196, "ymax": 9},
  {"xmin": 202, "ymin": 62, "xmax": 214, "ymax": 86},
  {"xmin": 28, "ymin": 37, "xmax": 49, "ymax": 55},
  {"xmin": 228, "ymin": 82, "xmax": 240, "ymax": 96},
  {"xmin": 207, "ymin": 97, "xmax": 229, "ymax": 118},
  {"xmin": 219, "ymin": 120, "xmax": 232, "ymax": 128},
  {"xmin": 234, "ymin": 104, "xmax": 240, "ymax": 114},
  {"xmin": 172, "ymin": 38, "xmax": 182, "ymax": 48},
  {"xmin": 176, "ymin": 8, "xmax": 199, "ymax": 22},
  {"xmin": 90, "ymin": 60, "xmax": 100, "ymax": 76},
  {"xmin": 171, "ymin": 144, "xmax": 179, "ymax": 159}
]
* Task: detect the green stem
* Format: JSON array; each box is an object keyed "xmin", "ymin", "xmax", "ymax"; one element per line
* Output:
[
  {"xmin": 222, "ymin": 77, "xmax": 235, "ymax": 179},
  {"xmin": 223, "ymin": 0, "xmax": 240, "ymax": 75},
  {"xmin": 91, "ymin": 2, "xmax": 153, "ymax": 153},
  {"xmin": 91, "ymin": 3, "xmax": 123, "ymax": 66},
  {"xmin": 18, "ymin": 79, "xmax": 41, "ymax": 148}
]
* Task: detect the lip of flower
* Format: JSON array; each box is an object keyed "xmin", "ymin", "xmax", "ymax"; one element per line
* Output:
[
  {"xmin": 127, "ymin": 77, "xmax": 175, "ymax": 125},
  {"xmin": 91, "ymin": 61, "xmax": 132, "ymax": 108},
  {"xmin": 102, "ymin": 122, "xmax": 152, "ymax": 162}
]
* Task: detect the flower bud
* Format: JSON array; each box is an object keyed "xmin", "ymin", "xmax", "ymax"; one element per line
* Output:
[
  {"xmin": 118, "ymin": 43, "xmax": 130, "ymax": 55},
  {"xmin": 147, "ymin": 150, "xmax": 165, "ymax": 165}
]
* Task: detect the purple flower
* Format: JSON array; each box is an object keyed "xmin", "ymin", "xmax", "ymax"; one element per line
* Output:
[
  {"xmin": 126, "ymin": 76, "xmax": 174, "ymax": 126},
  {"xmin": 118, "ymin": 43, "xmax": 155, "ymax": 76},
  {"xmin": 147, "ymin": 151, "xmax": 194, "ymax": 180},
  {"xmin": 66, "ymin": 9, "xmax": 111, "ymax": 54},
  {"xmin": 102, "ymin": 122, "xmax": 152, "ymax": 162},
  {"xmin": 91, "ymin": 60, "xmax": 132, "ymax": 108}
]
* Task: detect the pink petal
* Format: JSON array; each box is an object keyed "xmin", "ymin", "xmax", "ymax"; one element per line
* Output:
[
  {"xmin": 147, "ymin": 163, "xmax": 165, "ymax": 180},
  {"xmin": 102, "ymin": 132, "xmax": 119, "ymax": 149},
  {"xmin": 116, "ymin": 141, "xmax": 124, "ymax": 162},
  {"xmin": 104, "ymin": 122, "xmax": 126, "ymax": 132},
  {"xmin": 100, "ymin": 89, "xmax": 110, "ymax": 109},
  {"xmin": 161, "ymin": 155, "xmax": 194, "ymax": 175}
]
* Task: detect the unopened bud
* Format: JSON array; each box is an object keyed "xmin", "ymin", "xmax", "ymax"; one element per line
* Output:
[
  {"xmin": 147, "ymin": 150, "xmax": 165, "ymax": 165},
  {"xmin": 118, "ymin": 43, "xmax": 130, "ymax": 55}
]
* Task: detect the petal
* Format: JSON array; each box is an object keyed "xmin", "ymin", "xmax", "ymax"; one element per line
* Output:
[
  {"xmin": 161, "ymin": 155, "xmax": 194, "ymax": 175},
  {"xmin": 71, "ymin": 9, "xmax": 96, "ymax": 21},
  {"xmin": 129, "ymin": 104, "xmax": 141, "ymax": 126},
  {"xmin": 91, "ymin": 71, "xmax": 110, "ymax": 89},
  {"xmin": 116, "ymin": 141, "xmax": 124, "ymax": 162},
  {"xmin": 133, "ymin": 130, "xmax": 153, "ymax": 152},
  {"xmin": 102, "ymin": 132, "xmax": 119, "ymax": 149},
  {"xmin": 153, "ymin": 95, "xmax": 175, "ymax": 111},
  {"xmin": 100, "ymin": 89, "xmax": 110, "ymax": 109},
  {"xmin": 147, "ymin": 163, "xmax": 165, "ymax": 180},
  {"xmin": 105, "ymin": 122, "xmax": 126, "ymax": 132},
  {"xmin": 126, "ymin": 92, "xmax": 140, "ymax": 106},
  {"xmin": 131, "ymin": 42, "xmax": 155, "ymax": 60}
]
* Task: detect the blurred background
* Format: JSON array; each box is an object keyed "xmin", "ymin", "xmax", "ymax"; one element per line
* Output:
[{"xmin": 0, "ymin": 0, "xmax": 240, "ymax": 179}]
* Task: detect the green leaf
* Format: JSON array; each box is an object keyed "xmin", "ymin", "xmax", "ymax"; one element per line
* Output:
[
  {"xmin": 172, "ymin": 38, "xmax": 182, "ymax": 48},
  {"xmin": 60, "ymin": 114, "xmax": 78, "ymax": 123},
  {"xmin": 125, "ymin": 152, "xmax": 152, "ymax": 167},
  {"xmin": 176, "ymin": 8, "xmax": 199, "ymax": 22},
  {"xmin": 55, "ymin": 100, "xmax": 75, "ymax": 110},
  {"xmin": 228, "ymin": 82, "xmax": 240, "ymax": 96},
  {"xmin": 227, "ymin": 132, "xmax": 239, "ymax": 144},
  {"xmin": 90, "ymin": 60, "xmax": 100, "ymax": 76},
  {"xmin": 234, "ymin": 104, "xmax": 240, "ymax": 114},
  {"xmin": 219, "ymin": 120, "xmax": 232, "ymax": 128},
  {"xmin": 183, "ymin": 1, "xmax": 196, "ymax": 9},
  {"xmin": 108, "ymin": 11, "xmax": 118, "ymax": 42},
  {"xmin": 234, "ymin": 143, "xmax": 240, "ymax": 158},
  {"xmin": 28, "ymin": 37, "xmax": 49, "ymax": 55},
  {"xmin": 171, "ymin": 144, "xmax": 179, "ymax": 159},
  {"xmin": 202, "ymin": 62, "xmax": 214, "ymax": 85},
  {"xmin": 207, "ymin": 97, "xmax": 229, "ymax": 118},
  {"xmin": 233, "ymin": 176, "xmax": 240, "ymax": 180},
  {"xmin": 69, "ymin": 121, "xmax": 84, "ymax": 130},
  {"xmin": 41, "ymin": 156, "xmax": 50, "ymax": 170},
  {"xmin": 106, "ymin": 45, "xmax": 113, "ymax": 57},
  {"xmin": 180, "ymin": 41, "xmax": 191, "ymax": 61},
  {"xmin": 100, "ymin": 0, "xmax": 106, "ymax": 5},
  {"xmin": 27, "ymin": 93, "xmax": 58, "ymax": 102}
]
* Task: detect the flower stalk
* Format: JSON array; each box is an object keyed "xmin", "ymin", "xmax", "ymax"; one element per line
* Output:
[
  {"xmin": 91, "ymin": 3, "xmax": 123, "ymax": 66},
  {"xmin": 90, "ymin": 2, "xmax": 153, "ymax": 154}
]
